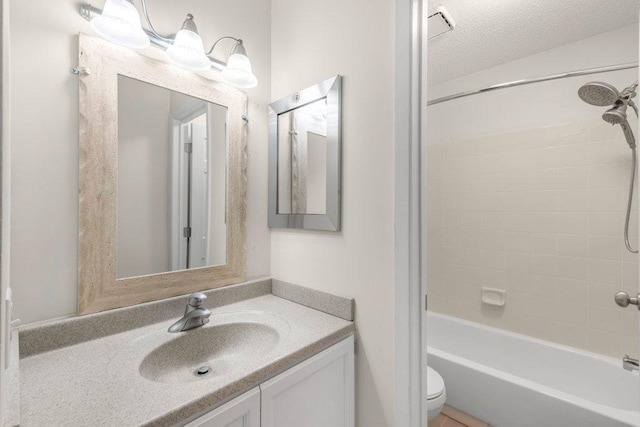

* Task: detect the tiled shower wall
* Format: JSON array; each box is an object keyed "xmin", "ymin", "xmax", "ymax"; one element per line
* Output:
[{"xmin": 427, "ymin": 117, "xmax": 639, "ymax": 358}]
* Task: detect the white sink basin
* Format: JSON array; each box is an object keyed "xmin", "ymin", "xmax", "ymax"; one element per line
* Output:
[
  {"xmin": 105, "ymin": 310, "xmax": 290, "ymax": 385},
  {"xmin": 139, "ymin": 322, "xmax": 280, "ymax": 383}
]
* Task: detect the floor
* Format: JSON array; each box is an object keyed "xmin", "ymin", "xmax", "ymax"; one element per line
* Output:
[{"xmin": 428, "ymin": 405, "xmax": 490, "ymax": 427}]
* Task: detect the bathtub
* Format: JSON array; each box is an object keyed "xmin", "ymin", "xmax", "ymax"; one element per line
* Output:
[{"xmin": 427, "ymin": 312, "xmax": 640, "ymax": 427}]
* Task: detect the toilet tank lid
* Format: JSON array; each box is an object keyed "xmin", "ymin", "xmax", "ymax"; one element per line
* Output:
[{"xmin": 427, "ymin": 366, "xmax": 445, "ymax": 399}]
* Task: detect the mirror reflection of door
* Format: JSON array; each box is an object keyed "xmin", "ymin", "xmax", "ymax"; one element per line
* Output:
[
  {"xmin": 117, "ymin": 75, "xmax": 227, "ymax": 279},
  {"xmin": 277, "ymin": 98, "xmax": 328, "ymax": 215}
]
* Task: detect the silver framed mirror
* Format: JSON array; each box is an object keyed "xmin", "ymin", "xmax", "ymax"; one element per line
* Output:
[{"xmin": 268, "ymin": 75, "xmax": 342, "ymax": 231}]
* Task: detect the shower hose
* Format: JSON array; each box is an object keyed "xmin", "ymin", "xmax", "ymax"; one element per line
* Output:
[{"xmin": 625, "ymin": 146, "xmax": 638, "ymax": 253}]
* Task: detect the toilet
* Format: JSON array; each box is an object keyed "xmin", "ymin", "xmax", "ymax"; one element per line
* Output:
[{"xmin": 427, "ymin": 366, "xmax": 446, "ymax": 420}]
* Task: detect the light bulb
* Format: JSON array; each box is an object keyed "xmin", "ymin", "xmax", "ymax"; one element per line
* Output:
[
  {"xmin": 91, "ymin": 0, "xmax": 150, "ymax": 49},
  {"xmin": 221, "ymin": 44, "xmax": 258, "ymax": 89},
  {"xmin": 166, "ymin": 15, "xmax": 211, "ymax": 72}
]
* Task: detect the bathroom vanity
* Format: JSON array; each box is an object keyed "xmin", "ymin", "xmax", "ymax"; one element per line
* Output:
[
  {"xmin": 16, "ymin": 279, "xmax": 355, "ymax": 426},
  {"xmin": 186, "ymin": 336, "xmax": 353, "ymax": 427}
]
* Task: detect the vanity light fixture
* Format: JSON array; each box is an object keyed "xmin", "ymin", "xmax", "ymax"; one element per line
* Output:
[
  {"xmin": 90, "ymin": 0, "xmax": 150, "ymax": 49},
  {"xmin": 220, "ymin": 41, "xmax": 258, "ymax": 89},
  {"xmin": 165, "ymin": 14, "xmax": 210, "ymax": 72},
  {"xmin": 80, "ymin": 0, "xmax": 259, "ymax": 88}
]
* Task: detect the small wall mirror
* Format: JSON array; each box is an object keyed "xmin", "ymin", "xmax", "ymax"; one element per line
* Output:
[
  {"xmin": 77, "ymin": 34, "xmax": 247, "ymax": 314},
  {"xmin": 268, "ymin": 75, "xmax": 342, "ymax": 231}
]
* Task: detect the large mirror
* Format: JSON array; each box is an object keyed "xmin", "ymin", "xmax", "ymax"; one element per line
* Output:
[
  {"xmin": 117, "ymin": 76, "xmax": 228, "ymax": 279},
  {"xmin": 77, "ymin": 34, "xmax": 247, "ymax": 314},
  {"xmin": 269, "ymin": 75, "xmax": 342, "ymax": 230}
]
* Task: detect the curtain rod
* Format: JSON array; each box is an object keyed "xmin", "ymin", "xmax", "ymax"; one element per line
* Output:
[{"xmin": 427, "ymin": 62, "xmax": 639, "ymax": 106}]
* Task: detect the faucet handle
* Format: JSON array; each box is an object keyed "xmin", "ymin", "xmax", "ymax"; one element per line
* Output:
[{"xmin": 188, "ymin": 292, "xmax": 207, "ymax": 307}]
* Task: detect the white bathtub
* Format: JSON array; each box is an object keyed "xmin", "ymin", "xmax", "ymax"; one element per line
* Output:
[{"xmin": 427, "ymin": 312, "xmax": 640, "ymax": 427}]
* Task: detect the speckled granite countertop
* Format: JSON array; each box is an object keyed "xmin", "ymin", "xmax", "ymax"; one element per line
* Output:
[{"xmin": 18, "ymin": 279, "xmax": 354, "ymax": 426}]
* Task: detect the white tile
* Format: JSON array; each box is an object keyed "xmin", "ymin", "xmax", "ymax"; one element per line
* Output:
[
  {"xmin": 587, "ymin": 307, "xmax": 622, "ymax": 333},
  {"xmin": 481, "ymin": 212, "xmax": 506, "ymax": 231},
  {"xmin": 442, "ymin": 157, "xmax": 464, "ymax": 177},
  {"xmin": 505, "ymin": 252, "xmax": 529, "ymax": 273},
  {"xmin": 503, "ymin": 169, "xmax": 557, "ymax": 192},
  {"xmin": 556, "ymin": 278, "xmax": 587, "ymax": 303},
  {"xmin": 622, "ymin": 337, "xmax": 639, "ymax": 359},
  {"xmin": 557, "ymin": 234, "xmax": 588, "ymax": 258},
  {"xmin": 508, "ymin": 191, "xmax": 557, "ymax": 212},
  {"xmin": 462, "ymin": 192, "xmax": 483, "ymax": 211},
  {"xmin": 530, "ymin": 254, "xmax": 558, "ymax": 277},
  {"xmin": 463, "ymin": 138, "xmax": 484, "ymax": 157},
  {"xmin": 588, "ymin": 212, "xmax": 622, "ymax": 236},
  {"xmin": 586, "ymin": 329, "xmax": 621, "ymax": 357},
  {"xmin": 588, "ymin": 164, "xmax": 627, "ymax": 189},
  {"xmin": 426, "ymin": 119, "xmax": 636, "ymax": 359},
  {"xmin": 480, "ymin": 231, "xmax": 504, "ymax": 251},
  {"xmin": 461, "ymin": 212, "xmax": 483, "ymax": 229},
  {"xmin": 482, "ymin": 192, "xmax": 509, "ymax": 212},
  {"xmin": 528, "ymin": 213, "xmax": 558, "ymax": 233},
  {"xmin": 557, "ymin": 144, "xmax": 588, "ymax": 167},
  {"xmin": 622, "ymin": 261, "xmax": 638, "ymax": 287},
  {"xmin": 530, "ymin": 233, "xmax": 557, "ymax": 255},
  {"xmin": 557, "ymin": 167, "xmax": 588, "ymax": 190},
  {"xmin": 588, "ymin": 140, "xmax": 630, "ymax": 165},
  {"xmin": 528, "ymin": 274, "xmax": 558, "ymax": 298},
  {"xmin": 502, "ymin": 212, "xmax": 530, "ymax": 232},
  {"xmin": 557, "ymin": 256, "xmax": 587, "ymax": 280},
  {"xmin": 503, "ymin": 232, "xmax": 530, "ymax": 253},
  {"xmin": 557, "ymin": 189, "xmax": 589, "ymax": 212},
  {"xmin": 587, "ymin": 259, "xmax": 622, "ymax": 285},
  {"xmin": 557, "ymin": 212, "xmax": 588, "ymax": 235},
  {"xmin": 505, "ymin": 271, "xmax": 532, "ymax": 294},
  {"xmin": 588, "ymin": 236, "xmax": 622, "ymax": 260},
  {"xmin": 622, "ymin": 312, "xmax": 638, "ymax": 338},
  {"xmin": 588, "ymin": 281, "xmax": 621, "ymax": 308},
  {"xmin": 589, "ymin": 188, "xmax": 624, "ymax": 212}
]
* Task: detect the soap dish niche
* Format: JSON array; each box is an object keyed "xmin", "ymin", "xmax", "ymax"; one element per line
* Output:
[{"xmin": 481, "ymin": 287, "xmax": 506, "ymax": 307}]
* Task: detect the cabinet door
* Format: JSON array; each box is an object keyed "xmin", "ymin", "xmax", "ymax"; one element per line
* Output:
[
  {"xmin": 185, "ymin": 387, "xmax": 260, "ymax": 427},
  {"xmin": 260, "ymin": 336, "xmax": 355, "ymax": 427}
]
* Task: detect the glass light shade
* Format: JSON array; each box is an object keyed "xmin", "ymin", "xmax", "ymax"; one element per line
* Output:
[
  {"xmin": 166, "ymin": 29, "xmax": 211, "ymax": 72},
  {"xmin": 90, "ymin": 0, "xmax": 150, "ymax": 49},
  {"xmin": 221, "ymin": 53, "xmax": 258, "ymax": 89}
]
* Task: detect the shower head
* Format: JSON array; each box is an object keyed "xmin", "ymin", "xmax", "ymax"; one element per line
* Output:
[
  {"xmin": 602, "ymin": 102, "xmax": 628, "ymax": 125},
  {"xmin": 603, "ymin": 102, "xmax": 636, "ymax": 148},
  {"xmin": 578, "ymin": 81, "xmax": 621, "ymax": 106}
]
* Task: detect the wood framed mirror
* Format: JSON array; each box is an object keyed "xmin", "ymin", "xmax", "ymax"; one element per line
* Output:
[{"xmin": 77, "ymin": 34, "xmax": 247, "ymax": 314}]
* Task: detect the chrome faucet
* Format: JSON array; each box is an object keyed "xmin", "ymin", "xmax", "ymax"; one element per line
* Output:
[{"xmin": 168, "ymin": 292, "xmax": 211, "ymax": 333}]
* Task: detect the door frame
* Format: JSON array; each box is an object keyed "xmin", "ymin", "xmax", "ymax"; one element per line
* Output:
[
  {"xmin": 394, "ymin": 0, "xmax": 427, "ymax": 426},
  {"xmin": 168, "ymin": 99, "xmax": 209, "ymax": 270}
]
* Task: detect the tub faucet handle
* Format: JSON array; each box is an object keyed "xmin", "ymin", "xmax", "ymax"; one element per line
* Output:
[
  {"xmin": 614, "ymin": 291, "xmax": 640, "ymax": 310},
  {"xmin": 623, "ymin": 355, "xmax": 639, "ymax": 372}
]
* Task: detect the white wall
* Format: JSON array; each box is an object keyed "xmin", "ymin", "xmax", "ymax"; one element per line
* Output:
[
  {"xmin": 10, "ymin": 0, "xmax": 271, "ymax": 324},
  {"xmin": 426, "ymin": 24, "xmax": 640, "ymax": 357},
  {"xmin": 428, "ymin": 24, "xmax": 639, "ymax": 144},
  {"xmin": 270, "ymin": 1, "xmax": 395, "ymax": 426}
]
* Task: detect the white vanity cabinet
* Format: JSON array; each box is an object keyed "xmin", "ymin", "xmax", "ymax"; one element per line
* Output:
[
  {"xmin": 185, "ymin": 336, "xmax": 354, "ymax": 427},
  {"xmin": 260, "ymin": 335, "xmax": 354, "ymax": 427},
  {"xmin": 185, "ymin": 387, "xmax": 260, "ymax": 427}
]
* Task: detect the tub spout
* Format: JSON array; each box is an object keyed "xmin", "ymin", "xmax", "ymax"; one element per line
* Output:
[{"xmin": 622, "ymin": 355, "xmax": 639, "ymax": 372}]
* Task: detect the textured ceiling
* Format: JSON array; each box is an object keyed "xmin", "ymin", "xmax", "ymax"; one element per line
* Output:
[{"xmin": 427, "ymin": 0, "xmax": 640, "ymax": 84}]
